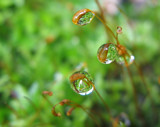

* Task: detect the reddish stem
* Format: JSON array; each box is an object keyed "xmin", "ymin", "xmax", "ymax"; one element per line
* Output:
[
  {"xmin": 89, "ymin": 82, "xmax": 114, "ymax": 125},
  {"xmin": 134, "ymin": 61, "xmax": 156, "ymax": 124},
  {"xmin": 123, "ymin": 56, "xmax": 145, "ymax": 126}
]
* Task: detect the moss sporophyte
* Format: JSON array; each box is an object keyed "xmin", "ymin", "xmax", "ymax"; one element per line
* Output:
[
  {"xmin": 72, "ymin": 9, "xmax": 95, "ymax": 26},
  {"xmin": 69, "ymin": 71, "xmax": 94, "ymax": 95},
  {"xmin": 42, "ymin": 0, "xmax": 155, "ymax": 126},
  {"xmin": 97, "ymin": 43, "xmax": 118, "ymax": 64},
  {"xmin": 70, "ymin": 1, "xmax": 154, "ymax": 125}
]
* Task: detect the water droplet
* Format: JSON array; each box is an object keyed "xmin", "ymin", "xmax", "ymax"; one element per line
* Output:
[
  {"xmin": 116, "ymin": 26, "xmax": 122, "ymax": 34},
  {"xmin": 97, "ymin": 43, "xmax": 118, "ymax": 64},
  {"xmin": 116, "ymin": 49, "xmax": 135, "ymax": 66},
  {"xmin": 72, "ymin": 9, "xmax": 95, "ymax": 26},
  {"xmin": 69, "ymin": 71, "xmax": 94, "ymax": 95},
  {"xmin": 119, "ymin": 113, "xmax": 131, "ymax": 127}
]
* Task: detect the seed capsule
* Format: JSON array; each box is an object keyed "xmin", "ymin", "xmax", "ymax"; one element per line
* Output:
[
  {"xmin": 72, "ymin": 9, "xmax": 95, "ymax": 26},
  {"xmin": 97, "ymin": 43, "xmax": 118, "ymax": 64},
  {"xmin": 66, "ymin": 107, "xmax": 75, "ymax": 116},
  {"xmin": 42, "ymin": 91, "xmax": 53, "ymax": 96},
  {"xmin": 69, "ymin": 71, "xmax": 94, "ymax": 95}
]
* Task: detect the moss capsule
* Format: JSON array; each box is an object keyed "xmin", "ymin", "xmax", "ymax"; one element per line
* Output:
[
  {"xmin": 69, "ymin": 71, "xmax": 94, "ymax": 95},
  {"xmin": 97, "ymin": 43, "xmax": 118, "ymax": 64},
  {"xmin": 72, "ymin": 9, "xmax": 95, "ymax": 26},
  {"xmin": 116, "ymin": 45, "xmax": 135, "ymax": 66}
]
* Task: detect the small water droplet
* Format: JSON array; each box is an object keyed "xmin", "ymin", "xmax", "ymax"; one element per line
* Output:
[
  {"xmin": 117, "ymin": 26, "xmax": 122, "ymax": 34},
  {"xmin": 72, "ymin": 9, "xmax": 95, "ymax": 26},
  {"xmin": 119, "ymin": 112, "xmax": 131, "ymax": 127},
  {"xmin": 69, "ymin": 71, "xmax": 94, "ymax": 95},
  {"xmin": 116, "ymin": 49, "xmax": 135, "ymax": 66},
  {"xmin": 97, "ymin": 43, "xmax": 118, "ymax": 64}
]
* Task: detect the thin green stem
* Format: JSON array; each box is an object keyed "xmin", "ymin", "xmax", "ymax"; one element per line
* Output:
[
  {"xmin": 24, "ymin": 96, "xmax": 37, "ymax": 111},
  {"xmin": 133, "ymin": 61, "xmax": 152, "ymax": 99},
  {"xmin": 95, "ymin": 0, "xmax": 106, "ymax": 23},
  {"xmin": 116, "ymin": 33, "xmax": 120, "ymax": 45},
  {"xmin": 70, "ymin": 103, "xmax": 100, "ymax": 127},
  {"xmin": 94, "ymin": 0, "xmax": 119, "ymax": 44},
  {"xmin": 4, "ymin": 102, "xmax": 20, "ymax": 118},
  {"xmin": 95, "ymin": 14, "xmax": 114, "ymax": 41},
  {"xmin": 94, "ymin": 89, "xmax": 112, "ymax": 117},
  {"xmin": 88, "ymin": 79, "xmax": 114, "ymax": 125},
  {"xmin": 134, "ymin": 61, "xmax": 156, "ymax": 124},
  {"xmin": 117, "ymin": 7, "xmax": 132, "ymax": 26},
  {"xmin": 123, "ymin": 56, "xmax": 145, "ymax": 126},
  {"xmin": 95, "ymin": 14, "xmax": 119, "ymax": 45},
  {"xmin": 42, "ymin": 94, "xmax": 53, "ymax": 107},
  {"xmin": 92, "ymin": 84, "xmax": 114, "ymax": 123}
]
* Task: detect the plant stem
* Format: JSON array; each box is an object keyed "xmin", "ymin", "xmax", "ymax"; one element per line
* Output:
[
  {"xmin": 88, "ymin": 78, "xmax": 114, "ymax": 125},
  {"xmin": 95, "ymin": 14, "xmax": 114, "ymax": 41},
  {"xmin": 95, "ymin": 14, "xmax": 119, "ymax": 45},
  {"xmin": 42, "ymin": 95, "xmax": 53, "ymax": 107},
  {"xmin": 93, "ymin": 86, "xmax": 114, "ymax": 125},
  {"xmin": 95, "ymin": 0, "xmax": 106, "ymax": 23},
  {"xmin": 116, "ymin": 33, "xmax": 120, "ymax": 45},
  {"xmin": 24, "ymin": 96, "xmax": 37, "ymax": 111},
  {"xmin": 117, "ymin": 7, "xmax": 132, "ymax": 26},
  {"xmin": 70, "ymin": 103, "xmax": 100, "ymax": 127},
  {"xmin": 43, "ymin": 95, "xmax": 100, "ymax": 127},
  {"xmin": 123, "ymin": 56, "xmax": 145, "ymax": 126},
  {"xmin": 134, "ymin": 61, "xmax": 156, "ymax": 124},
  {"xmin": 94, "ymin": 0, "xmax": 119, "ymax": 44},
  {"xmin": 4, "ymin": 102, "xmax": 20, "ymax": 118},
  {"xmin": 94, "ymin": 88, "xmax": 112, "ymax": 117},
  {"xmin": 133, "ymin": 61, "xmax": 152, "ymax": 100}
]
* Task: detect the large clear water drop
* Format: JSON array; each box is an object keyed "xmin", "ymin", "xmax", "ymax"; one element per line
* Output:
[
  {"xmin": 116, "ymin": 49, "xmax": 135, "ymax": 66},
  {"xmin": 72, "ymin": 9, "xmax": 95, "ymax": 26},
  {"xmin": 97, "ymin": 43, "xmax": 118, "ymax": 64},
  {"xmin": 69, "ymin": 71, "xmax": 94, "ymax": 95}
]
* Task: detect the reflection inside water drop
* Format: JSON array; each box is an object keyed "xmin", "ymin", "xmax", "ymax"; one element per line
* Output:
[
  {"xmin": 116, "ymin": 49, "xmax": 135, "ymax": 66},
  {"xmin": 70, "ymin": 71, "xmax": 94, "ymax": 95},
  {"xmin": 97, "ymin": 43, "xmax": 118, "ymax": 64}
]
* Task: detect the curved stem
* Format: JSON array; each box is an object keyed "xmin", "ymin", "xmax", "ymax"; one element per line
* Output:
[
  {"xmin": 95, "ymin": 14, "xmax": 114, "ymax": 42},
  {"xmin": 70, "ymin": 103, "xmax": 100, "ymax": 127},
  {"xmin": 72, "ymin": 73, "xmax": 114, "ymax": 124},
  {"xmin": 95, "ymin": 14, "xmax": 119, "ymax": 45},
  {"xmin": 44, "ymin": 95, "xmax": 100, "ymax": 127},
  {"xmin": 94, "ymin": 0, "xmax": 120, "ymax": 45},
  {"xmin": 95, "ymin": 0, "xmax": 106, "ymax": 23}
]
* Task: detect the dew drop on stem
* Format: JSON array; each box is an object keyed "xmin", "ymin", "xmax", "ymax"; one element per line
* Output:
[
  {"xmin": 69, "ymin": 71, "xmax": 94, "ymax": 95},
  {"xmin": 97, "ymin": 43, "xmax": 118, "ymax": 64},
  {"xmin": 72, "ymin": 9, "xmax": 95, "ymax": 26}
]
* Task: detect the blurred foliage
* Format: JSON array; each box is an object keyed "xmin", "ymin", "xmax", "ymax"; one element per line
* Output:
[{"xmin": 0, "ymin": 0, "xmax": 160, "ymax": 127}]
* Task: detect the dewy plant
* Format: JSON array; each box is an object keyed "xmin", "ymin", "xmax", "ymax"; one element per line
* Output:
[
  {"xmin": 69, "ymin": 0, "xmax": 155, "ymax": 126},
  {"xmin": 43, "ymin": 0, "xmax": 156, "ymax": 127}
]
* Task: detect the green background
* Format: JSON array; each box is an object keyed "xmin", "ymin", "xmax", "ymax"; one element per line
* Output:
[{"xmin": 0, "ymin": 0, "xmax": 160, "ymax": 126}]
